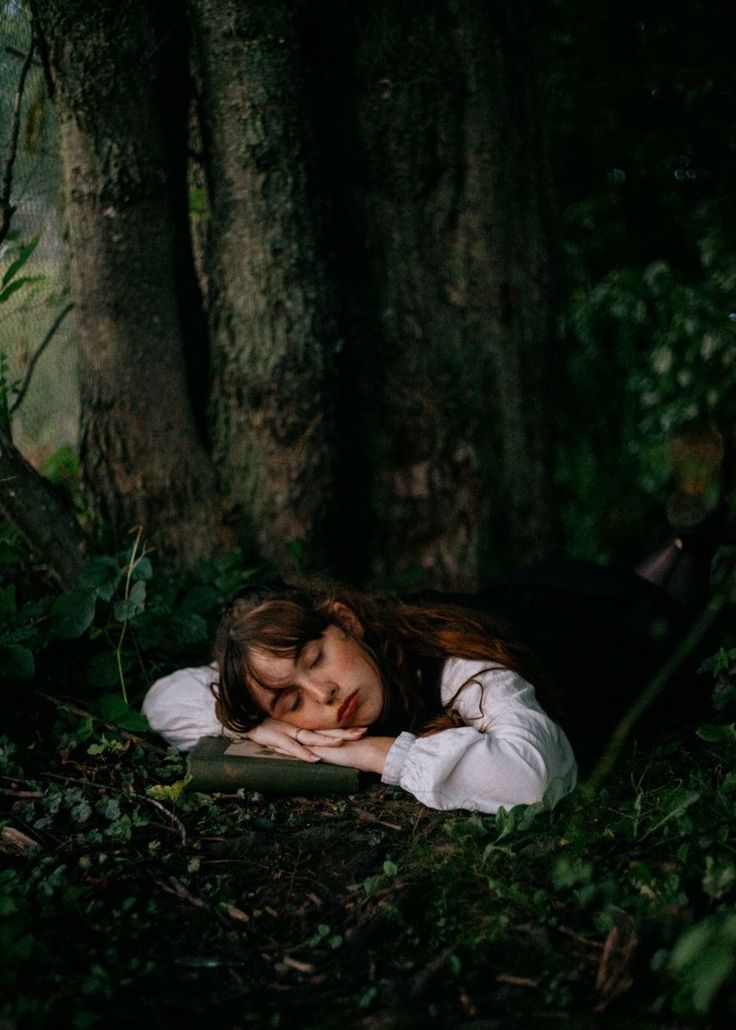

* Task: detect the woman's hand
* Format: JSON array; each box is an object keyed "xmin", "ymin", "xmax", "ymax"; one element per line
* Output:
[
  {"xmin": 247, "ymin": 718, "xmax": 367, "ymax": 763},
  {"xmin": 308, "ymin": 737, "xmax": 395, "ymax": 775}
]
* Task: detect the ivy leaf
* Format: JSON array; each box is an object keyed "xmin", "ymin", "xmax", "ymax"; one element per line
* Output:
[
  {"xmin": 76, "ymin": 556, "xmax": 122, "ymax": 601},
  {"xmin": 131, "ymin": 557, "xmax": 153, "ymax": 582},
  {"xmin": 52, "ymin": 589, "xmax": 97, "ymax": 639},
  {"xmin": 113, "ymin": 581, "xmax": 146, "ymax": 622},
  {"xmin": 0, "ymin": 643, "xmax": 35, "ymax": 679}
]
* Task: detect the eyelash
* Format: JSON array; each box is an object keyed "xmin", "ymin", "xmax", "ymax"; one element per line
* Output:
[{"xmin": 285, "ymin": 643, "xmax": 323, "ymax": 712}]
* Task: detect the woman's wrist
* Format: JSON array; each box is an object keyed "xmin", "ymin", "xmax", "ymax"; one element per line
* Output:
[{"xmin": 361, "ymin": 736, "xmax": 395, "ymax": 774}]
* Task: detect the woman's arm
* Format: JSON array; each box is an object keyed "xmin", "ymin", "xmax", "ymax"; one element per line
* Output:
[
  {"xmin": 142, "ymin": 666, "xmax": 369, "ymax": 756},
  {"xmin": 142, "ymin": 664, "xmax": 223, "ymax": 750},
  {"xmin": 375, "ymin": 660, "xmax": 577, "ymax": 813}
]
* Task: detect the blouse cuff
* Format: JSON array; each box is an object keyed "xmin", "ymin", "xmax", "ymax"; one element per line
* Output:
[{"xmin": 381, "ymin": 731, "xmax": 417, "ymax": 786}]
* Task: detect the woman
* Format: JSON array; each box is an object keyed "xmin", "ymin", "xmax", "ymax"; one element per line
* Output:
[{"xmin": 143, "ymin": 545, "xmax": 707, "ymax": 814}]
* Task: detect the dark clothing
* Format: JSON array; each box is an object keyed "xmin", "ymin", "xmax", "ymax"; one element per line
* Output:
[{"xmin": 415, "ymin": 560, "xmax": 707, "ymax": 769}]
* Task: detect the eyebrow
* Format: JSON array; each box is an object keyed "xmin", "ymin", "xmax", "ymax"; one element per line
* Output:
[{"xmin": 257, "ymin": 640, "xmax": 313, "ymax": 712}]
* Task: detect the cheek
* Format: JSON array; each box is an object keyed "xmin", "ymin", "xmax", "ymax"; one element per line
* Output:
[{"xmin": 277, "ymin": 704, "xmax": 323, "ymax": 730}]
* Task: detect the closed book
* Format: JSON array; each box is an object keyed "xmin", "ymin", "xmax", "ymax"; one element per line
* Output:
[{"xmin": 186, "ymin": 735, "xmax": 361, "ymax": 795}]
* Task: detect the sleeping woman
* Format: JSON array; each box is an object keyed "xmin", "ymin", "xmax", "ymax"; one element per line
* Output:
[{"xmin": 143, "ymin": 543, "xmax": 710, "ymax": 813}]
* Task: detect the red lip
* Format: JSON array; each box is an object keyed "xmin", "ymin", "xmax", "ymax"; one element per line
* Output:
[{"xmin": 337, "ymin": 690, "xmax": 359, "ymax": 725}]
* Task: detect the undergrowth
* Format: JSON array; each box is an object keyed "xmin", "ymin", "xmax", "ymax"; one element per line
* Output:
[{"xmin": 1, "ymin": 525, "xmax": 736, "ymax": 1029}]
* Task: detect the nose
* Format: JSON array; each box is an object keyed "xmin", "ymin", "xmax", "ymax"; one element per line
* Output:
[{"xmin": 303, "ymin": 679, "xmax": 337, "ymax": 705}]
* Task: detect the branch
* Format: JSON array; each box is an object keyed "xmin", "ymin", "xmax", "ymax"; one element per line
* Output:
[
  {"xmin": 0, "ymin": 35, "xmax": 37, "ymax": 248},
  {"xmin": 9, "ymin": 302, "xmax": 74, "ymax": 416}
]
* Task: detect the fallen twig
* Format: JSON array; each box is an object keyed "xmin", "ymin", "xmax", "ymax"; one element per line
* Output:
[
  {"xmin": 496, "ymin": 973, "xmax": 539, "ymax": 989},
  {"xmin": 354, "ymin": 807, "xmax": 402, "ymax": 831},
  {"xmin": 142, "ymin": 795, "xmax": 187, "ymax": 846}
]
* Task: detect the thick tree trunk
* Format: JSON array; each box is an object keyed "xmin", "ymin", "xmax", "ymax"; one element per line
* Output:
[
  {"xmin": 0, "ymin": 430, "xmax": 86, "ymax": 587},
  {"xmin": 34, "ymin": 0, "xmax": 225, "ymax": 567},
  {"xmin": 318, "ymin": 0, "xmax": 558, "ymax": 587},
  {"xmin": 190, "ymin": 0, "xmax": 340, "ymax": 573}
]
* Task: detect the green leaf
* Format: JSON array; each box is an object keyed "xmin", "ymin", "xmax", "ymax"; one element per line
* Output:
[
  {"xmin": 696, "ymin": 723, "xmax": 736, "ymax": 743},
  {"xmin": 670, "ymin": 914, "xmax": 736, "ymax": 1014},
  {"xmin": 178, "ymin": 585, "xmax": 219, "ymax": 614},
  {"xmin": 0, "ymin": 276, "xmax": 39, "ymax": 305},
  {"xmin": 96, "ymin": 693, "xmax": 150, "ymax": 731},
  {"xmin": 0, "ymin": 644, "xmax": 34, "ymax": 678},
  {"xmin": 86, "ymin": 652, "xmax": 123, "ymax": 689},
  {"xmin": 76, "ymin": 556, "xmax": 122, "ymax": 600},
  {"xmin": 146, "ymin": 776, "xmax": 191, "ymax": 801},
  {"xmin": 173, "ymin": 612, "xmax": 208, "ymax": 646},
  {"xmin": 0, "ymin": 584, "xmax": 16, "ymax": 615},
  {"xmin": 51, "ymin": 589, "xmax": 97, "ymax": 639},
  {"xmin": 113, "ymin": 580, "xmax": 146, "ymax": 622},
  {"xmin": 1, "ymin": 237, "xmax": 38, "ymax": 287},
  {"xmin": 131, "ymin": 556, "xmax": 153, "ymax": 582}
]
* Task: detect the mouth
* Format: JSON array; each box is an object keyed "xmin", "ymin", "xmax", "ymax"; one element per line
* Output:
[{"xmin": 337, "ymin": 690, "xmax": 359, "ymax": 726}]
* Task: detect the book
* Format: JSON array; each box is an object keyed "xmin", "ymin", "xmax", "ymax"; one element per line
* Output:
[{"xmin": 186, "ymin": 735, "xmax": 361, "ymax": 795}]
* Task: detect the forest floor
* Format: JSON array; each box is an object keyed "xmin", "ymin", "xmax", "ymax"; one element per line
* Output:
[{"xmin": 3, "ymin": 683, "xmax": 736, "ymax": 1030}]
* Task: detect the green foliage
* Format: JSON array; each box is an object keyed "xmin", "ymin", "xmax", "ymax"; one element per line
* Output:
[
  {"xmin": 669, "ymin": 914, "xmax": 736, "ymax": 1014},
  {"xmin": 2, "ymin": 523, "xmax": 736, "ymax": 1025}
]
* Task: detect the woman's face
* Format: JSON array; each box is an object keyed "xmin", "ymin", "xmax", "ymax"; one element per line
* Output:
[{"xmin": 246, "ymin": 622, "xmax": 385, "ymax": 731}]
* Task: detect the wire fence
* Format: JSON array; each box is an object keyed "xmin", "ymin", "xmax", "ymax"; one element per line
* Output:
[{"xmin": 1, "ymin": 0, "xmax": 77, "ymax": 466}]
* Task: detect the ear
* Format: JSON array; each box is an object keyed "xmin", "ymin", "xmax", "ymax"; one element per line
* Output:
[{"xmin": 331, "ymin": 601, "xmax": 364, "ymax": 638}]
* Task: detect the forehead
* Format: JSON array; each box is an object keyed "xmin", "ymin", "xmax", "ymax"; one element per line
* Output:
[{"xmin": 246, "ymin": 647, "xmax": 297, "ymax": 690}]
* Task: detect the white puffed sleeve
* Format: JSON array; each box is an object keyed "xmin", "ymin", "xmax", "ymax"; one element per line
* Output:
[
  {"xmin": 142, "ymin": 664, "xmax": 224, "ymax": 751},
  {"xmin": 381, "ymin": 658, "xmax": 577, "ymax": 813}
]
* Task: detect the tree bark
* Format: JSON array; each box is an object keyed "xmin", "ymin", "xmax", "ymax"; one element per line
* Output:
[
  {"xmin": 0, "ymin": 430, "xmax": 86, "ymax": 587},
  {"xmin": 34, "ymin": 0, "xmax": 225, "ymax": 567},
  {"xmin": 318, "ymin": 0, "xmax": 559, "ymax": 587},
  {"xmin": 190, "ymin": 0, "xmax": 340, "ymax": 574}
]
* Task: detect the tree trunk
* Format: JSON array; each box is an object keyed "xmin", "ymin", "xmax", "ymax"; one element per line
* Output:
[
  {"xmin": 318, "ymin": 0, "xmax": 558, "ymax": 588},
  {"xmin": 190, "ymin": 0, "xmax": 340, "ymax": 574},
  {"xmin": 34, "ymin": 0, "xmax": 225, "ymax": 567},
  {"xmin": 0, "ymin": 430, "xmax": 86, "ymax": 587}
]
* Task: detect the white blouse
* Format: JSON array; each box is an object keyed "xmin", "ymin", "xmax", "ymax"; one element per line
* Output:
[
  {"xmin": 142, "ymin": 658, "xmax": 577, "ymax": 813},
  {"xmin": 380, "ymin": 658, "xmax": 576, "ymax": 813}
]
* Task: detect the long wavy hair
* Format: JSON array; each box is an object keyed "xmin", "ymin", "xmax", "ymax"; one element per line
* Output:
[{"xmin": 212, "ymin": 578, "xmax": 542, "ymax": 737}]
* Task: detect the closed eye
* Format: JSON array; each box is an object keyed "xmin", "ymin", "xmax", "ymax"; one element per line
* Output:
[
  {"xmin": 287, "ymin": 688, "xmax": 303, "ymax": 713},
  {"xmin": 309, "ymin": 644, "xmax": 323, "ymax": 670}
]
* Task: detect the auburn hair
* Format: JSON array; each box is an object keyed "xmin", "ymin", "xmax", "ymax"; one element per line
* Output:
[{"xmin": 212, "ymin": 578, "xmax": 542, "ymax": 738}]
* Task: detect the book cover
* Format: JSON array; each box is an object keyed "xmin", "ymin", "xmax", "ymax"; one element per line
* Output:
[{"xmin": 186, "ymin": 735, "xmax": 361, "ymax": 795}]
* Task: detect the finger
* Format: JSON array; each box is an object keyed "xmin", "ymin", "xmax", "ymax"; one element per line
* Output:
[
  {"xmin": 311, "ymin": 727, "xmax": 367, "ymax": 740},
  {"xmin": 272, "ymin": 743, "xmax": 322, "ymax": 763}
]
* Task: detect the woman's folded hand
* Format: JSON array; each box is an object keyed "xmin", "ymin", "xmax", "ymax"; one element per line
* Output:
[{"xmin": 247, "ymin": 718, "xmax": 367, "ymax": 763}]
